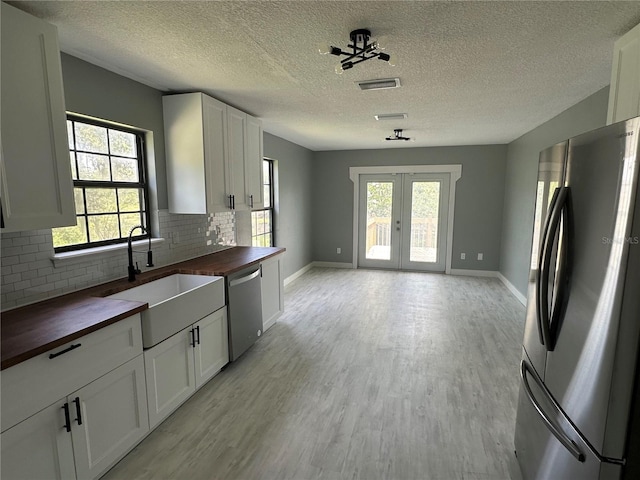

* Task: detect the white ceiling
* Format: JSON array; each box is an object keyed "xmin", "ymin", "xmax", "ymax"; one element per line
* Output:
[{"xmin": 10, "ymin": 1, "xmax": 640, "ymax": 151}]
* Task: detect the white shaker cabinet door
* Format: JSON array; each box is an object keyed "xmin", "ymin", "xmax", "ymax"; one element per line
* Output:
[
  {"xmin": 245, "ymin": 114, "xmax": 264, "ymax": 210},
  {"xmin": 0, "ymin": 3, "xmax": 75, "ymax": 231},
  {"xmin": 202, "ymin": 94, "xmax": 230, "ymax": 212},
  {"xmin": 226, "ymin": 106, "xmax": 249, "ymax": 210},
  {"xmin": 71, "ymin": 355, "xmax": 149, "ymax": 480},
  {"xmin": 144, "ymin": 327, "xmax": 196, "ymax": 429},
  {"xmin": 194, "ymin": 308, "xmax": 229, "ymax": 389},
  {"xmin": 1, "ymin": 400, "xmax": 76, "ymax": 480}
]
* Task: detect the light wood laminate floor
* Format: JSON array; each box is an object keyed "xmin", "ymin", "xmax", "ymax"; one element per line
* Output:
[{"xmin": 103, "ymin": 268, "xmax": 526, "ymax": 480}]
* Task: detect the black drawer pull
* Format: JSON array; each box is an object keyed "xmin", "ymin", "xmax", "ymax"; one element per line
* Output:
[
  {"xmin": 62, "ymin": 403, "xmax": 71, "ymax": 432},
  {"xmin": 49, "ymin": 343, "xmax": 81, "ymax": 359},
  {"xmin": 73, "ymin": 397, "xmax": 83, "ymax": 425},
  {"xmin": 196, "ymin": 325, "xmax": 200, "ymax": 345}
]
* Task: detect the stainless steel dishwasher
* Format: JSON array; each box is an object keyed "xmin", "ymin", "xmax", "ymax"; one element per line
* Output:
[{"xmin": 226, "ymin": 265, "xmax": 263, "ymax": 361}]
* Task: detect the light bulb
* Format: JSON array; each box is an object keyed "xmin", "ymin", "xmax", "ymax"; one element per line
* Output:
[
  {"xmin": 318, "ymin": 43, "xmax": 331, "ymax": 55},
  {"xmin": 376, "ymin": 35, "xmax": 389, "ymax": 50},
  {"xmin": 335, "ymin": 63, "xmax": 344, "ymax": 75},
  {"xmin": 387, "ymin": 53, "xmax": 397, "ymax": 67}
]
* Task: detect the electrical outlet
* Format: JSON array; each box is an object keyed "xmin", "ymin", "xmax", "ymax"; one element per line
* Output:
[
  {"xmin": 337, "ymin": 247, "xmax": 341, "ymax": 254},
  {"xmin": 461, "ymin": 253, "xmax": 466, "ymax": 260},
  {"xmin": 478, "ymin": 253, "xmax": 483, "ymax": 261}
]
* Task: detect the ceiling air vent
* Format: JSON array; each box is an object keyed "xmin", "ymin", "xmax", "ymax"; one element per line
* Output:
[
  {"xmin": 357, "ymin": 78, "xmax": 401, "ymax": 91},
  {"xmin": 375, "ymin": 113, "xmax": 407, "ymax": 121}
]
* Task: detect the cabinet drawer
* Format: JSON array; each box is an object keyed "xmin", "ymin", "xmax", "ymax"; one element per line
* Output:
[{"xmin": 1, "ymin": 314, "xmax": 143, "ymax": 432}]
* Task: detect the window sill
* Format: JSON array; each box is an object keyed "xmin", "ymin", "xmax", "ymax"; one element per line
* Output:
[{"xmin": 51, "ymin": 238, "xmax": 165, "ymax": 267}]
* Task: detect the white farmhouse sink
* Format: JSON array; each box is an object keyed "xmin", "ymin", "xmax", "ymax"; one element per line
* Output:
[{"xmin": 107, "ymin": 274, "xmax": 225, "ymax": 348}]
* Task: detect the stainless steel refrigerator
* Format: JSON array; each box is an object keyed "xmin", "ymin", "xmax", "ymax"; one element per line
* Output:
[{"xmin": 514, "ymin": 116, "xmax": 640, "ymax": 479}]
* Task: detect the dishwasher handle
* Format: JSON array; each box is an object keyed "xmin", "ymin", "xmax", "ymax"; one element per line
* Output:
[{"xmin": 229, "ymin": 268, "xmax": 261, "ymax": 287}]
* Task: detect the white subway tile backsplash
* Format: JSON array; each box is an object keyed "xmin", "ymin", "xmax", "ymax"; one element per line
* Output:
[
  {"xmin": 14, "ymin": 280, "xmax": 32, "ymax": 291},
  {"xmin": 2, "ymin": 273, "xmax": 21, "ymax": 285},
  {"xmin": 3, "ymin": 246, "xmax": 23, "ymax": 257},
  {"xmin": 1, "ymin": 210, "xmax": 236, "ymax": 310},
  {"xmin": 2, "ymin": 255, "xmax": 19, "ymax": 266}
]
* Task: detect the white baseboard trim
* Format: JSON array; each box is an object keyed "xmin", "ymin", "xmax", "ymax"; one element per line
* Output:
[
  {"xmin": 284, "ymin": 261, "xmax": 355, "ymax": 286},
  {"xmin": 284, "ymin": 262, "xmax": 314, "ymax": 287},
  {"xmin": 450, "ymin": 269, "xmax": 498, "ymax": 278},
  {"xmin": 497, "ymin": 273, "xmax": 527, "ymax": 306},
  {"xmin": 312, "ymin": 261, "xmax": 354, "ymax": 269}
]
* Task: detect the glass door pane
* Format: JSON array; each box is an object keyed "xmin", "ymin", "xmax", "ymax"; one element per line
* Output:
[
  {"xmin": 400, "ymin": 174, "xmax": 449, "ymax": 271},
  {"xmin": 358, "ymin": 175, "xmax": 402, "ymax": 269},
  {"xmin": 409, "ymin": 181, "xmax": 440, "ymax": 263},
  {"xmin": 365, "ymin": 181, "xmax": 393, "ymax": 260}
]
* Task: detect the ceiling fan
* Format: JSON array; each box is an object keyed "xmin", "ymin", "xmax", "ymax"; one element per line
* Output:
[{"xmin": 386, "ymin": 129, "xmax": 411, "ymax": 141}]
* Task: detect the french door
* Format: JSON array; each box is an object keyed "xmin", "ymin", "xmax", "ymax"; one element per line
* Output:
[{"xmin": 357, "ymin": 173, "xmax": 450, "ymax": 271}]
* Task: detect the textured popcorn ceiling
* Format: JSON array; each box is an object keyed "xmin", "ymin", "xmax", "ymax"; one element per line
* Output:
[{"xmin": 11, "ymin": 1, "xmax": 640, "ymax": 150}]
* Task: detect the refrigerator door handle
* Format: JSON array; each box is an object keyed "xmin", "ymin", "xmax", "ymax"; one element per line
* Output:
[
  {"xmin": 547, "ymin": 188, "xmax": 572, "ymax": 350},
  {"xmin": 536, "ymin": 187, "xmax": 563, "ymax": 348},
  {"xmin": 520, "ymin": 360, "xmax": 586, "ymax": 463}
]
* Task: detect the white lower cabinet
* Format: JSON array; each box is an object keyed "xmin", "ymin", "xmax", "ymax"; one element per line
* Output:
[
  {"xmin": 261, "ymin": 254, "xmax": 284, "ymax": 331},
  {"xmin": 1, "ymin": 401, "xmax": 76, "ymax": 480},
  {"xmin": 1, "ymin": 355, "xmax": 148, "ymax": 480},
  {"xmin": 71, "ymin": 356, "xmax": 149, "ymax": 479},
  {"xmin": 145, "ymin": 307, "xmax": 228, "ymax": 429},
  {"xmin": 194, "ymin": 308, "xmax": 229, "ymax": 388},
  {"xmin": 144, "ymin": 326, "xmax": 196, "ymax": 429}
]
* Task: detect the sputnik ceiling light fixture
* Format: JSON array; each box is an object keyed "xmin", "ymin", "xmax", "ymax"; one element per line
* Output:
[
  {"xmin": 319, "ymin": 29, "xmax": 396, "ymax": 74},
  {"xmin": 386, "ymin": 129, "xmax": 411, "ymax": 141}
]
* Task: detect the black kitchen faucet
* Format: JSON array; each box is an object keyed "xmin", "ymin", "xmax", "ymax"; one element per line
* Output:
[{"xmin": 127, "ymin": 225, "xmax": 153, "ymax": 281}]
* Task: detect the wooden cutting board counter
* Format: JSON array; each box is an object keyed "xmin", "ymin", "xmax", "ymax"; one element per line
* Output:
[{"xmin": 1, "ymin": 246, "xmax": 285, "ymax": 370}]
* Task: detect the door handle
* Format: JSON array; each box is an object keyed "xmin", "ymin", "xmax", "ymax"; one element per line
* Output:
[
  {"xmin": 73, "ymin": 397, "xmax": 83, "ymax": 425},
  {"xmin": 536, "ymin": 187, "xmax": 567, "ymax": 349},
  {"xmin": 190, "ymin": 328, "xmax": 196, "ymax": 347},
  {"xmin": 62, "ymin": 402, "xmax": 71, "ymax": 432},
  {"xmin": 195, "ymin": 325, "xmax": 200, "ymax": 345},
  {"xmin": 520, "ymin": 360, "xmax": 585, "ymax": 462},
  {"xmin": 547, "ymin": 188, "xmax": 572, "ymax": 350},
  {"xmin": 229, "ymin": 268, "xmax": 261, "ymax": 287},
  {"xmin": 49, "ymin": 343, "xmax": 81, "ymax": 359}
]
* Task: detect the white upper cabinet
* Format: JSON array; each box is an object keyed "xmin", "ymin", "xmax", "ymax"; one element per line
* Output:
[
  {"xmin": 163, "ymin": 93, "xmax": 229, "ymax": 213},
  {"xmin": 163, "ymin": 92, "xmax": 264, "ymax": 213},
  {"xmin": 245, "ymin": 114, "xmax": 264, "ymax": 210},
  {"xmin": 0, "ymin": 3, "xmax": 75, "ymax": 231},
  {"xmin": 607, "ymin": 22, "xmax": 640, "ymax": 125},
  {"xmin": 226, "ymin": 106, "xmax": 249, "ymax": 211}
]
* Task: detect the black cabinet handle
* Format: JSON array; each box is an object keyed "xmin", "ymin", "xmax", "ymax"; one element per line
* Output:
[
  {"xmin": 250, "ymin": 194, "xmax": 254, "ymax": 209},
  {"xmin": 190, "ymin": 328, "xmax": 196, "ymax": 347},
  {"xmin": 49, "ymin": 343, "xmax": 81, "ymax": 359},
  {"xmin": 73, "ymin": 397, "xmax": 83, "ymax": 425},
  {"xmin": 231, "ymin": 195, "xmax": 235, "ymax": 209},
  {"xmin": 195, "ymin": 325, "xmax": 200, "ymax": 345},
  {"xmin": 62, "ymin": 403, "xmax": 71, "ymax": 432}
]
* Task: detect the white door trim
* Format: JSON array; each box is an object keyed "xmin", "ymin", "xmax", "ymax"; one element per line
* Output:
[{"xmin": 349, "ymin": 165, "xmax": 462, "ymax": 274}]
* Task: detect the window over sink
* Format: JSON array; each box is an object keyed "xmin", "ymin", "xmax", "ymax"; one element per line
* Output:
[{"xmin": 53, "ymin": 116, "xmax": 150, "ymax": 252}]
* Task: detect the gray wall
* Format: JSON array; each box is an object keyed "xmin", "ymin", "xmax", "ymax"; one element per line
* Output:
[
  {"xmin": 264, "ymin": 133, "xmax": 314, "ymax": 278},
  {"xmin": 61, "ymin": 53, "xmax": 168, "ymax": 210},
  {"xmin": 312, "ymin": 146, "xmax": 508, "ymax": 271},
  {"xmin": 499, "ymin": 87, "xmax": 609, "ymax": 295}
]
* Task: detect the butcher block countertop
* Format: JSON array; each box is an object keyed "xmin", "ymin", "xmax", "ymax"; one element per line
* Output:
[{"xmin": 1, "ymin": 246, "xmax": 285, "ymax": 370}]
